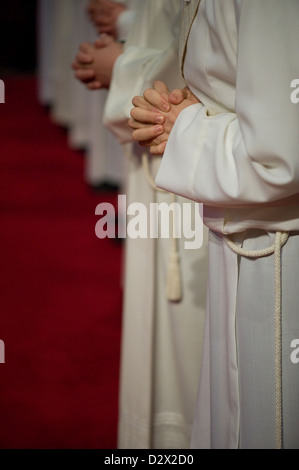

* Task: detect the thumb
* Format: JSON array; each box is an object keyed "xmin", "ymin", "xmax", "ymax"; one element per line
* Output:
[
  {"xmin": 94, "ymin": 33, "xmax": 114, "ymax": 48},
  {"xmin": 76, "ymin": 52, "xmax": 93, "ymax": 64},
  {"xmin": 168, "ymin": 88, "xmax": 187, "ymax": 105},
  {"xmin": 153, "ymin": 80, "xmax": 170, "ymax": 97},
  {"xmin": 79, "ymin": 42, "xmax": 94, "ymax": 54}
]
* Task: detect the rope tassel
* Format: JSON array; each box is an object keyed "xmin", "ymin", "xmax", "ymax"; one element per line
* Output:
[
  {"xmin": 142, "ymin": 152, "xmax": 183, "ymax": 302},
  {"xmin": 167, "ymin": 251, "xmax": 182, "ymax": 302}
]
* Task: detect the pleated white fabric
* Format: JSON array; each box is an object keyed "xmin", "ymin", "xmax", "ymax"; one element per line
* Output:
[
  {"xmin": 84, "ymin": 89, "xmax": 125, "ymax": 187},
  {"xmin": 49, "ymin": 0, "xmax": 75, "ymax": 127},
  {"xmin": 191, "ymin": 230, "xmax": 299, "ymax": 449},
  {"xmin": 37, "ymin": 0, "xmax": 125, "ymax": 187},
  {"xmin": 37, "ymin": 0, "xmax": 56, "ymax": 106},
  {"xmin": 68, "ymin": 0, "xmax": 98, "ymax": 151},
  {"xmin": 118, "ymin": 145, "xmax": 208, "ymax": 449}
]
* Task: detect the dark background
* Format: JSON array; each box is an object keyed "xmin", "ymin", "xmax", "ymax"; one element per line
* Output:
[{"xmin": 0, "ymin": 0, "xmax": 37, "ymax": 74}]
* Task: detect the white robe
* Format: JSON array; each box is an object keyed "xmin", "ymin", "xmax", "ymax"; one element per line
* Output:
[
  {"xmin": 37, "ymin": 0, "xmax": 126, "ymax": 187},
  {"xmin": 156, "ymin": 0, "xmax": 299, "ymax": 449},
  {"xmin": 49, "ymin": 0, "xmax": 75, "ymax": 127},
  {"xmin": 37, "ymin": 0, "xmax": 56, "ymax": 106},
  {"xmin": 104, "ymin": 0, "xmax": 209, "ymax": 449},
  {"xmin": 83, "ymin": 0, "xmax": 129, "ymax": 187}
]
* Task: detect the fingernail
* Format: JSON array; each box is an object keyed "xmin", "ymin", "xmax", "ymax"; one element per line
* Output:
[
  {"xmin": 155, "ymin": 115, "xmax": 164, "ymax": 123},
  {"xmin": 162, "ymin": 103, "xmax": 170, "ymax": 112},
  {"xmin": 155, "ymin": 125, "xmax": 163, "ymax": 133}
]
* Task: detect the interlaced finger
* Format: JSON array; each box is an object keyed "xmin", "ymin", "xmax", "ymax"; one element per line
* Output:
[{"xmin": 130, "ymin": 106, "xmax": 165, "ymax": 125}]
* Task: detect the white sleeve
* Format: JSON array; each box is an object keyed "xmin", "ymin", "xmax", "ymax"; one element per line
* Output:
[
  {"xmin": 103, "ymin": 0, "xmax": 183, "ymax": 144},
  {"xmin": 103, "ymin": 43, "xmax": 183, "ymax": 143},
  {"xmin": 116, "ymin": 10, "xmax": 135, "ymax": 42},
  {"xmin": 156, "ymin": 0, "xmax": 299, "ymax": 207}
]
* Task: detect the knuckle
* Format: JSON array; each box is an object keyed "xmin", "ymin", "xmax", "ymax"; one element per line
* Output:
[
  {"xmin": 143, "ymin": 88, "xmax": 152, "ymax": 99},
  {"xmin": 130, "ymin": 107, "xmax": 136, "ymax": 119},
  {"xmin": 131, "ymin": 131, "xmax": 139, "ymax": 142},
  {"xmin": 131, "ymin": 96, "xmax": 139, "ymax": 106},
  {"xmin": 128, "ymin": 118, "xmax": 135, "ymax": 129}
]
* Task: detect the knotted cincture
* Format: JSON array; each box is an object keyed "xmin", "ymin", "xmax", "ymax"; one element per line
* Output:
[
  {"xmin": 166, "ymin": 216, "xmax": 182, "ymax": 302},
  {"xmin": 225, "ymin": 231, "xmax": 289, "ymax": 450},
  {"xmin": 142, "ymin": 152, "xmax": 182, "ymax": 302}
]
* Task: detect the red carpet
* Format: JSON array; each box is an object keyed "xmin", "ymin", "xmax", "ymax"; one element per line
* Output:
[{"xmin": 0, "ymin": 76, "xmax": 123, "ymax": 449}]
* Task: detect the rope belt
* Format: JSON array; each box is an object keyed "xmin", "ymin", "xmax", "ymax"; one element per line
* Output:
[
  {"xmin": 142, "ymin": 152, "xmax": 182, "ymax": 302},
  {"xmin": 225, "ymin": 231, "xmax": 289, "ymax": 449}
]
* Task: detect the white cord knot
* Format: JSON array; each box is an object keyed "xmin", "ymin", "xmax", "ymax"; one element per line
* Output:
[
  {"xmin": 142, "ymin": 152, "xmax": 183, "ymax": 302},
  {"xmin": 225, "ymin": 230, "xmax": 289, "ymax": 449}
]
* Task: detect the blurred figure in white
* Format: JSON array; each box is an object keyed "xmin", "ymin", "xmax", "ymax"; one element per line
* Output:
[{"xmin": 37, "ymin": 0, "xmax": 125, "ymax": 191}]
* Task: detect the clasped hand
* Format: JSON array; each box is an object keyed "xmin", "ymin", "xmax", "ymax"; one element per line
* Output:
[
  {"xmin": 129, "ymin": 81, "xmax": 200, "ymax": 155},
  {"xmin": 87, "ymin": 0, "xmax": 126, "ymax": 37},
  {"xmin": 72, "ymin": 34, "xmax": 123, "ymax": 90}
]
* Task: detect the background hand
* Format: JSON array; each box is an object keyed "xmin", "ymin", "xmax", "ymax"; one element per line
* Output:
[
  {"xmin": 72, "ymin": 39, "xmax": 123, "ymax": 90},
  {"xmin": 87, "ymin": 0, "xmax": 127, "ymax": 38}
]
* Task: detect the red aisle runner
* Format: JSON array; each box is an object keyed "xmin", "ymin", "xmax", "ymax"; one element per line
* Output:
[{"xmin": 0, "ymin": 76, "xmax": 123, "ymax": 449}]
